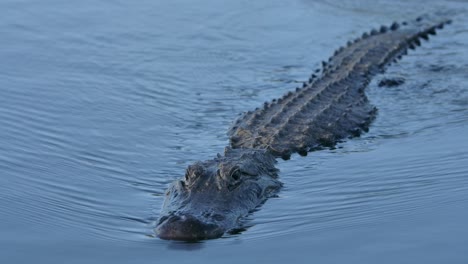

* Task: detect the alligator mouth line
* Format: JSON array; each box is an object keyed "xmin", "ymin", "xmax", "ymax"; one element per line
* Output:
[{"xmin": 155, "ymin": 13, "xmax": 453, "ymax": 241}]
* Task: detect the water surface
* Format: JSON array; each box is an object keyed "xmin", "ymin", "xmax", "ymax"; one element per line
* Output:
[{"xmin": 1, "ymin": 0, "xmax": 468, "ymax": 263}]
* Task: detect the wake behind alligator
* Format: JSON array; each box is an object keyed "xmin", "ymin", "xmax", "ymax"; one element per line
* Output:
[{"xmin": 155, "ymin": 14, "xmax": 452, "ymax": 241}]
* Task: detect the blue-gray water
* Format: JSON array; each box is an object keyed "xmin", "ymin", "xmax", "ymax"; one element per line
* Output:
[{"xmin": 1, "ymin": 0, "xmax": 468, "ymax": 263}]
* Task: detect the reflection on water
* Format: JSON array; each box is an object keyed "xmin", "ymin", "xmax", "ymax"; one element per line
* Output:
[{"xmin": 1, "ymin": 0, "xmax": 468, "ymax": 263}]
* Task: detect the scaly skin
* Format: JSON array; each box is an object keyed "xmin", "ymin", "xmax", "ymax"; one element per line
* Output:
[
  {"xmin": 229, "ymin": 16, "xmax": 451, "ymax": 159},
  {"xmin": 156, "ymin": 14, "xmax": 452, "ymax": 241}
]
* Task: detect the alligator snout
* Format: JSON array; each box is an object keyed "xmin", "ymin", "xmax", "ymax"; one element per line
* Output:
[{"xmin": 155, "ymin": 214, "xmax": 225, "ymax": 241}]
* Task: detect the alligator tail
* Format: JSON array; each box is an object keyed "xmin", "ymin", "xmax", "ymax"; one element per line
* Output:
[{"xmin": 228, "ymin": 14, "xmax": 452, "ymax": 160}]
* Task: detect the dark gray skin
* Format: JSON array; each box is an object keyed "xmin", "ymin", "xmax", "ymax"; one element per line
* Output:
[
  {"xmin": 156, "ymin": 148, "xmax": 282, "ymax": 240},
  {"xmin": 155, "ymin": 14, "xmax": 452, "ymax": 241}
]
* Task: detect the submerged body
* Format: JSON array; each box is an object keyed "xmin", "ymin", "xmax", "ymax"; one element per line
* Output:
[{"xmin": 156, "ymin": 14, "xmax": 452, "ymax": 240}]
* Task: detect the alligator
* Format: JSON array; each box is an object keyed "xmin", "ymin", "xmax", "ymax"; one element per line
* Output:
[{"xmin": 155, "ymin": 14, "xmax": 452, "ymax": 241}]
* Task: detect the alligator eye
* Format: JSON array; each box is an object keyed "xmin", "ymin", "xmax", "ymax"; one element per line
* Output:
[
  {"xmin": 232, "ymin": 172, "xmax": 240, "ymax": 181},
  {"xmin": 231, "ymin": 170, "xmax": 242, "ymax": 181}
]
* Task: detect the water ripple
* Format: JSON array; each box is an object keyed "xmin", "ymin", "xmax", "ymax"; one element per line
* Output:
[{"xmin": 0, "ymin": 0, "xmax": 467, "ymax": 262}]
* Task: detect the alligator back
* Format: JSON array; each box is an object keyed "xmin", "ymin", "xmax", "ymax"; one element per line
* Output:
[{"xmin": 228, "ymin": 14, "xmax": 452, "ymax": 159}]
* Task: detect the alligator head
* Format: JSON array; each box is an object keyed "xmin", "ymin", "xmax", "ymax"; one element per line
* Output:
[{"xmin": 155, "ymin": 147, "xmax": 282, "ymax": 241}]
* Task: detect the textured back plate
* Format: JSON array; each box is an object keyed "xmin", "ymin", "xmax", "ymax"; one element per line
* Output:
[{"xmin": 228, "ymin": 14, "xmax": 452, "ymax": 159}]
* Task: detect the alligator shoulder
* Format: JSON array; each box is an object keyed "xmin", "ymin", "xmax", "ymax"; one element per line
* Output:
[{"xmin": 228, "ymin": 15, "xmax": 451, "ymax": 160}]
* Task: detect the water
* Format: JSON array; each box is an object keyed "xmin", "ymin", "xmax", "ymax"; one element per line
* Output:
[{"xmin": 1, "ymin": 0, "xmax": 468, "ymax": 263}]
